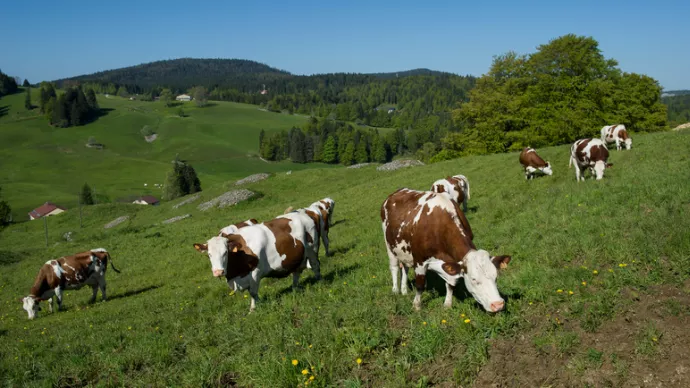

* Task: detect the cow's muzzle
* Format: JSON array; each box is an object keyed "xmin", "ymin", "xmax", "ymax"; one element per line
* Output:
[
  {"xmin": 490, "ymin": 300, "xmax": 505, "ymax": 312},
  {"xmin": 213, "ymin": 270, "xmax": 225, "ymax": 277}
]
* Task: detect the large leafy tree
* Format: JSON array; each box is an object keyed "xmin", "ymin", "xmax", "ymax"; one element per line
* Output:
[{"xmin": 450, "ymin": 34, "xmax": 667, "ymax": 156}]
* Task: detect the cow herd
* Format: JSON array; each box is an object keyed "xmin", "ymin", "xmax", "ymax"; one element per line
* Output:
[
  {"xmin": 21, "ymin": 124, "xmax": 632, "ymax": 319},
  {"xmin": 520, "ymin": 124, "xmax": 632, "ymax": 181}
]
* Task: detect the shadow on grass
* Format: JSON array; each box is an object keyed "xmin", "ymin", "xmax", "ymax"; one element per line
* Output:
[
  {"xmin": 274, "ymin": 263, "xmax": 362, "ymax": 298},
  {"xmin": 465, "ymin": 205, "xmax": 480, "ymax": 213},
  {"xmin": 0, "ymin": 329, "xmax": 7, "ymax": 337},
  {"xmin": 420, "ymin": 271, "xmax": 524, "ymax": 311},
  {"xmin": 0, "ymin": 105, "xmax": 8, "ymax": 118},
  {"xmin": 331, "ymin": 219, "xmax": 347, "ymax": 227},
  {"xmin": 328, "ymin": 245, "xmax": 352, "ymax": 256},
  {"xmin": 0, "ymin": 250, "xmax": 26, "ymax": 266},
  {"xmin": 108, "ymin": 285, "xmax": 161, "ymax": 301}
]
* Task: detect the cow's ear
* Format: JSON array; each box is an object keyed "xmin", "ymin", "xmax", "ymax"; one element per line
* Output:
[
  {"xmin": 228, "ymin": 241, "xmax": 242, "ymax": 253},
  {"xmin": 193, "ymin": 243, "xmax": 208, "ymax": 253},
  {"xmin": 442, "ymin": 262, "xmax": 463, "ymax": 275},
  {"xmin": 220, "ymin": 232, "xmax": 231, "ymax": 239},
  {"xmin": 491, "ymin": 255, "xmax": 512, "ymax": 270}
]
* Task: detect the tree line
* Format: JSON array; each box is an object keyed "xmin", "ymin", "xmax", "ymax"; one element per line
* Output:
[
  {"xmin": 259, "ymin": 118, "xmax": 398, "ymax": 165},
  {"xmin": 0, "ymin": 69, "xmax": 19, "ymax": 97},
  {"xmin": 37, "ymin": 83, "xmax": 100, "ymax": 127},
  {"xmin": 662, "ymin": 94, "xmax": 690, "ymax": 127}
]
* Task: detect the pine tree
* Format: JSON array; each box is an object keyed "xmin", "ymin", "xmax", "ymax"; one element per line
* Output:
[
  {"xmin": 340, "ymin": 141, "xmax": 355, "ymax": 166},
  {"xmin": 258, "ymin": 129, "xmax": 265, "ymax": 152},
  {"xmin": 164, "ymin": 156, "xmax": 202, "ymax": 200},
  {"xmin": 372, "ymin": 134, "xmax": 387, "ymax": 163},
  {"xmin": 80, "ymin": 183, "xmax": 94, "ymax": 205},
  {"xmin": 24, "ymin": 87, "xmax": 32, "ymax": 110},
  {"xmin": 322, "ymin": 136, "xmax": 337, "ymax": 163},
  {"xmin": 86, "ymin": 88, "xmax": 98, "ymax": 110},
  {"xmin": 355, "ymin": 140, "xmax": 369, "ymax": 163},
  {"xmin": 22, "ymin": 79, "xmax": 30, "ymax": 87}
]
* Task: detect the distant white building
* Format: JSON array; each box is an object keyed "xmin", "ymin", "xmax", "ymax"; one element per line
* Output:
[
  {"xmin": 176, "ymin": 94, "xmax": 192, "ymax": 101},
  {"xmin": 133, "ymin": 195, "xmax": 160, "ymax": 206}
]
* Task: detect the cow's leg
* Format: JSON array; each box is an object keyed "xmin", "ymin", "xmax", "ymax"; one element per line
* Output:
[
  {"xmin": 400, "ymin": 264, "xmax": 410, "ymax": 295},
  {"xmin": 99, "ymin": 277, "xmax": 107, "ymax": 301},
  {"xmin": 54, "ymin": 287, "xmax": 63, "ymax": 311},
  {"xmin": 89, "ymin": 285, "xmax": 98, "ymax": 304},
  {"xmin": 47, "ymin": 298, "xmax": 53, "ymax": 313},
  {"xmin": 248, "ymin": 278, "xmax": 260, "ymax": 313},
  {"xmin": 292, "ymin": 270, "xmax": 302, "ymax": 291},
  {"xmin": 321, "ymin": 229, "xmax": 330, "ymax": 257},
  {"xmin": 462, "ymin": 195, "xmax": 468, "ymax": 213},
  {"xmin": 574, "ymin": 164, "xmax": 581, "ymax": 182},
  {"xmin": 413, "ymin": 264, "xmax": 427, "ymax": 311},
  {"xmin": 307, "ymin": 250, "xmax": 322, "ymax": 281},
  {"xmin": 444, "ymin": 283, "xmax": 454, "ymax": 308},
  {"xmin": 388, "ymin": 247, "xmax": 400, "ymax": 294},
  {"xmin": 616, "ymin": 139, "xmax": 621, "ymax": 151}
]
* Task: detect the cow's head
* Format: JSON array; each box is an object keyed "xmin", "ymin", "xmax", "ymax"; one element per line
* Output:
[
  {"xmin": 593, "ymin": 160, "xmax": 609, "ymax": 180},
  {"xmin": 22, "ymin": 296, "xmax": 40, "ymax": 319},
  {"xmin": 541, "ymin": 162, "xmax": 553, "ymax": 176},
  {"xmin": 624, "ymin": 138, "xmax": 632, "ymax": 150},
  {"xmin": 463, "ymin": 250, "xmax": 511, "ymax": 312},
  {"xmin": 194, "ymin": 236, "xmax": 239, "ymax": 277}
]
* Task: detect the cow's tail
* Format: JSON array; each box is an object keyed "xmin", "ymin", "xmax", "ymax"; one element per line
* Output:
[
  {"xmin": 463, "ymin": 177, "xmax": 470, "ymax": 200},
  {"xmin": 108, "ymin": 253, "xmax": 121, "ymax": 274}
]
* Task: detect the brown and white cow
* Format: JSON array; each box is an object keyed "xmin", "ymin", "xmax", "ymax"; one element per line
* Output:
[
  {"xmin": 601, "ymin": 124, "xmax": 632, "ymax": 151},
  {"xmin": 519, "ymin": 148, "xmax": 553, "ymax": 180},
  {"xmin": 381, "ymin": 189, "xmax": 511, "ymax": 312},
  {"xmin": 316, "ymin": 197, "xmax": 335, "ymax": 227},
  {"xmin": 194, "ymin": 214, "xmax": 320, "ymax": 312},
  {"xmin": 218, "ymin": 219, "xmax": 259, "ymax": 236},
  {"xmin": 569, "ymin": 138, "xmax": 612, "ymax": 181},
  {"xmin": 431, "ymin": 175, "xmax": 470, "ymax": 212},
  {"xmin": 22, "ymin": 248, "xmax": 120, "ymax": 319}
]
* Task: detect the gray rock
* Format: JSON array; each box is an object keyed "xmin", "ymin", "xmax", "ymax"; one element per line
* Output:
[
  {"xmin": 172, "ymin": 193, "xmax": 201, "ymax": 209},
  {"xmin": 162, "ymin": 214, "xmax": 191, "ymax": 224},
  {"xmin": 235, "ymin": 173, "xmax": 269, "ymax": 186},
  {"xmin": 376, "ymin": 159, "xmax": 425, "ymax": 171},
  {"xmin": 198, "ymin": 190, "xmax": 255, "ymax": 211},
  {"xmin": 63, "ymin": 231, "xmax": 73, "ymax": 241},
  {"xmin": 104, "ymin": 216, "xmax": 129, "ymax": 229},
  {"xmin": 348, "ymin": 163, "xmax": 371, "ymax": 169}
]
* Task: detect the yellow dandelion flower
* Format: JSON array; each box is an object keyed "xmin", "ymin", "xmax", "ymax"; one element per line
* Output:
[
  {"xmin": 608, "ymin": 269, "xmax": 614, "ymax": 273},
  {"xmin": 556, "ymin": 289, "xmax": 563, "ymax": 293},
  {"xmin": 244, "ymin": 294, "xmax": 248, "ymax": 298},
  {"xmin": 593, "ymin": 270, "xmax": 598, "ymax": 275},
  {"xmin": 309, "ymin": 344, "xmax": 313, "ymax": 348},
  {"xmin": 401, "ymin": 342, "xmax": 406, "ymax": 347},
  {"xmin": 568, "ymin": 291, "xmax": 574, "ymax": 295},
  {"xmin": 343, "ymin": 281, "xmax": 347, "ymax": 285},
  {"xmin": 581, "ymin": 281, "xmax": 587, "ymax": 286},
  {"xmin": 179, "ymin": 335, "xmax": 183, "ymax": 339},
  {"xmin": 197, "ymin": 286, "xmax": 200, "ymax": 289},
  {"xmin": 356, "ymin": 358, "xmax": 362, "ymax": 365},
  {"xmin": 618, "ymin": 263, "xmax": 627, "ymax": 268},
  {"xmin": 309, "ymin": 376, "xmax": 315, "ymax": 381},
  {"xmin": 460, "ymin": 313, "xmax": 465, "ymax": 317},
  {"xmin": 41, "ymin": 332, "xmax": 45, "ymax": 335},
  {"xmin": 372, "ymin": 276, "xmax": 376, "ymax": 279},
  {"xmin": 652, "ymin": 337, "xmax": 658, "ymax": 342},
  {"xmin": 23, "ymin": 327, "xmax": 27, "ymax": 330},
  {"xmin": 464, "ymin": 319, "xmax": 471, "ymax": 324},
  {"xmin": 292, "ymin": 359, "xmax": 299, "ymax": 366},
  {"xmin": 295, "ymin": 342, "xmax": 300, "ymax": 345},
  {"xmin": 529, "ymin": 302, "xmax": 533, "ymax": 305},
  {"xmin": 302, "ymin": 369, "xmax": 309, "ymax": 375},
  {"xmin": 422, "ymin": 321, "xmax": 427, "ymax": 326},
  {"xmin": 441, "ymin": 319, "xmax": 447, "ymax": 324}
]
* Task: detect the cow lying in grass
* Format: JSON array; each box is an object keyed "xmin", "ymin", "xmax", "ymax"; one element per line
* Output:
[
  {"xmin": 22, "ymin": 248, "xmax": 120, "ymax": 319},
  {"xmin": 381, "ymin": 189, "xmax": 511, "ymax": 312},
  {"xmin": 195, "ymin": 213, "xmax": 321, "ymax": 312}
]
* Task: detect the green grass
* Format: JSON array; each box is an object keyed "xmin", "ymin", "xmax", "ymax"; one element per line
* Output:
[
  {"xmin": 0, "ymin": 130, "xmax": 689, "ymax": 386},
  {"xmin": 0, "ymin": 90, "xmax": 332, "ymax": 219}
]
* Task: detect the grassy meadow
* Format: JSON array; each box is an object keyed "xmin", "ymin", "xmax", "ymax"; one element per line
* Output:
[
  {"xmin": 0, "ymin": 89, "xmax": 333, "ymax": 219},
  {"xmin": 1, "ymin": 128, "xmax": 689, "ymax": 387}
]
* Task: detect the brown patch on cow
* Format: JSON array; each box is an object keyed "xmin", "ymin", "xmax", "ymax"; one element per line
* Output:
[
  {"xmin": 475, "ymin": 285, "xmax": 690, "ymax": 387},
  {"xmin": 589, "ymin": 143, "xmax": 609, "ymax": 164},
  {"xmin": 519, "ymin": 147, "xmax": 548, "ymax": 169},
  {"xmin": 223, "ymin": 234, "xmax": 260, "ymax": 280},
  {"xmin": 263, "ymin": 218, "xmax": 305, "ymax": 272},
  {"xmin": 303, "ymin": 210, "xmax": 321, "ymax": 243},
  {"xmin": 381, "ymin": 189, "xmax": 473, "ymax": 275},
  {"xmin": 433, "ymin": 184, "xmax": 446, "ymax": 193},
  {"xmin": 193, "ymin": 243, "xmax": 208, "ymax": 252},
  {"xmin": 575, "ymin": 139, "xmax": 592, "ymax": 163},
  {"xmin": 618, "ymin": 129, "xmax": 629, "ymax": 140},
  {"xmin": 248, "ymin": 218, "xmax": 258, "ymax": 225},
  {"xmin": 446, "ymin": 176, "xmax": 467, "ymax": 204},
  {"xmin": 491, "ymin": 255, "xmax": 511, "ymax": 269}
]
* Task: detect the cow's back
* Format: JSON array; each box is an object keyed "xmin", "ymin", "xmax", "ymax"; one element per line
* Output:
[
  {"xmin": 520, "ymin": 148, "xmax": 546, "ymax": 168},
  {"xmin": 382, "ymin": 189, "xmax": 473, "ymax": 265}
]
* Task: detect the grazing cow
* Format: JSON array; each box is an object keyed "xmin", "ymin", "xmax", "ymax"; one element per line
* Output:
[
  {"xmin": 381, "ymin": 189, "xmax": 512, "ymax": 312},
  {"xmin": 569, "ymin": 138, "xmax": 612, "ymax": 181},
  {"xmin": 218, "ymin": 219, "xmax": 259, "ymax": 236},
  {"xmin": 316, "ymin": 198, "xmax": 336, "ymax": 227},
  {"xmin": 431, "ymin": 175, "xmax": 471, "ymax": 212},
  {"xmin": 601, "ymin": 124, "xmax": 632, "ymax": 150},
  {"xmin": 519, "ymin": 148, "xmax": 553, "ymax": 180},
  {"xmin": 22, "ymin": 248, "xmax": 120, "ymax": 319},
  {"xmin": 194, "ymin": 216, "xmax": 320, "ymax": 312}
]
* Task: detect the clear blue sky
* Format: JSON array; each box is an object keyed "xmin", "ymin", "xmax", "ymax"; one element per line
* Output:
[{"xmin": 2, "ymin": 0, "xmax": 689, "ymax": 89}]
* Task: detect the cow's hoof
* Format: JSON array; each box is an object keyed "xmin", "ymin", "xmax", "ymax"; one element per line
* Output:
[
  {"xmin": 391, "ymin": 287, "xmax": 399, "ymax": 294},
  {"xmin": 413, "ymin": 302, "xmax": 421, "ymax": 311},
  {"xmin": 443, "ymin": 303, "xmax": 452, "ymax": 309}
]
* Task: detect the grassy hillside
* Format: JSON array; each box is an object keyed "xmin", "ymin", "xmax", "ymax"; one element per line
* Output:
[
  {"xmin": 1, "ymin": 130, "xmax": 688, "ymax": 387},
  {"xmin": 0, "ymin": 89, "xmax": 332, "ymax": 219}
]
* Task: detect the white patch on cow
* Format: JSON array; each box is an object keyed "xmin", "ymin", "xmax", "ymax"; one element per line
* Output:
[
  {"xmin": 22, "ymin": 297, "xmax": 39, "ymax": 320},
  {"xmin": 47, "ymin": 260, "xmax": 63, "ymax": 278},
  {"xmin": 593, "ymin": 160, "xmax": 606, "ymax": 180},
  {"xmin": 463, "ymin": 250, "xmax": 505, "ymax": 312},
  {"xmin": 392, "ymin": 240, "xmax": 413, "ymax": 267},
  {"xmin": 624, "ymin": 138, "xmax": 632, "ymax": 150},
  {"xmin": 90, "ymin": 248, "xmax": 107, "ymax": 253},
  {"xmin": 218, "ymin": 225, "xmax": 240, "ymax": 236},
  {"xmin": 205, "ymin": 236, "xmax": 230, "ymax": 276},
  {"xmin": 541, "ymin": 163, "xmax": 553, "ymax": 175},
  {"xmin": 426, "ymin": 257, "xmax": 462, "ymax": 286}
]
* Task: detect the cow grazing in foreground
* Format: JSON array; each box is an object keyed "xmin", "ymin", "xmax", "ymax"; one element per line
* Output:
[
  {"xmin": 519, "ymin": 148, "xmax": 553, "ymax": 180},
  {"xmin": 218, "ymin": 219, "xmax": 258, "ymax": 236},
  {"xmin": 381, "ymin": 189, "xmax": 512, "ymax": 312},
  {"xmin": 194, "ymin": 216, "xmax": 320, "ymax": 312},
  {"xmin": 22, "ymin": 248, "xmax": 120, "ymax": 319},
  {"xmin": 431, "ymin": 175, "xmax": 471, "ymax": 212},
  {"xmin": 601, "ymin": 124, "xmax": 632, "ymax": 150},
  {"xmin": 569, "ymin": 138, "xmax": 612, "ymax": 182}
]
